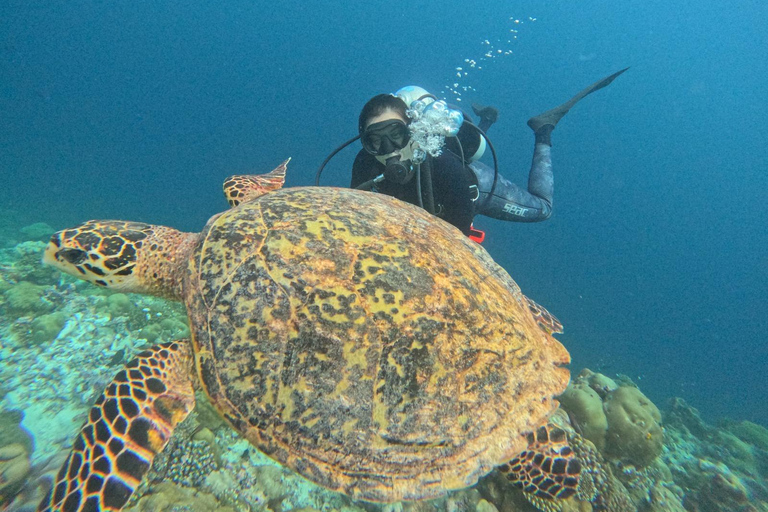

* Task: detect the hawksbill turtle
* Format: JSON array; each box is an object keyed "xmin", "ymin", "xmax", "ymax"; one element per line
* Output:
[{"xmin": 38, "ymin": 160, "xmax": 580, "ymax": 511}]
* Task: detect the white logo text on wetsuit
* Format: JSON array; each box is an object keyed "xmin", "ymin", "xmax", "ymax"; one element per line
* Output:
[{"xmin": 503, "ymin": 203, "xmax": 530, "ymax": 216}]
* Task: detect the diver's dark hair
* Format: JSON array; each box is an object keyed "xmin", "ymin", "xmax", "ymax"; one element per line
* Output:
[{"xmin": 358, "ymin": 94, "xmax": 408, "ymax": 135}]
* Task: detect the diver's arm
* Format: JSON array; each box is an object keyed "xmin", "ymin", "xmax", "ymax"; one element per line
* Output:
[{"xmin": 350, "ymin": 151, "xmax": 381, "ymax": 188}]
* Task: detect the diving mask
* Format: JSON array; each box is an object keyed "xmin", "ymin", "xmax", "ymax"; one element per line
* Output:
[{"xmin": 361, "ymin": 119, "xmax": 411, "ymax": 156}]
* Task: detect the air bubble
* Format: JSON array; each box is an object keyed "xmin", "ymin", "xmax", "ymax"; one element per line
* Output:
[{"xmin": 444, "ymin": 11, "xmax": 537, "ymax": 102}]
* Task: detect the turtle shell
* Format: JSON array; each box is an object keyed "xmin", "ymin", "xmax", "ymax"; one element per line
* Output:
[{"xmin": 183, "ymin": 187, "xmax": 570, "ymax": 502}]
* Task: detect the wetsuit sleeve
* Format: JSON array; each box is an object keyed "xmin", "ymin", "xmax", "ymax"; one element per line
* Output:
[
  {"xmin": 430, "ymin": 153, "xmax": 475, "ymax": 235},
  {"xmin": 470, "ymin": 141, "xmax": 554, "ymax": 223},
  {"xmin": 351, "ymin": 150, "xmax": 381, "ymax": 188}
]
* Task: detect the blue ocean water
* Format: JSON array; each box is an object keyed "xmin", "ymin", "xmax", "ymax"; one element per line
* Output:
[{"xmin": 0, "ymin": 0, "xmax": 765, "ymax": 433}]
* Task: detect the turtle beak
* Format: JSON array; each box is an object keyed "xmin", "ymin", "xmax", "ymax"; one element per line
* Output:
[{"xmin": 42, "ymin": 233, "xmax": 63, "ymax": 267}]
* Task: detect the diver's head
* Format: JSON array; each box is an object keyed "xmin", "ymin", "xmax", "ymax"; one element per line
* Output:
[
  {"xmin": 358, "ymin": 94, "xmax": 408, "ymax": 136},
  {"xmin": 359, "ymin": 94, "xmax": 419, "ymax": 184},
  {"xmin": 359, "ymin": 95, "xmax": 411, "ymax": 158}
]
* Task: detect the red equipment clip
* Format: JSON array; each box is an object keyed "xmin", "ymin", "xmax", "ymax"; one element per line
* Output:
[{"xmin": 468, "ymin": 224, "xmax": 486, "ymax": 244}]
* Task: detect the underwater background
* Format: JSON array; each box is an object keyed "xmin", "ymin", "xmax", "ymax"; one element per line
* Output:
[{"xmin": 1, "ymin": 0, "xmax": 766, "ymax": 510}]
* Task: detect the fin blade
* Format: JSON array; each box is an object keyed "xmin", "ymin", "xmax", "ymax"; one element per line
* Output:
[
  {"xmin": 223, "ymin": 158, "xmax": 290, "ymax": 207},
  {"xmin": 38, "ymin": 341, "xmax": 195, "ymax": 512},
  {"xmin": 528, "ymin": 67, "xmax": 629, "ymax": 131},
  {"xmin": 525, "ymin": 296, "xmax": 563, "ymax": 334}
]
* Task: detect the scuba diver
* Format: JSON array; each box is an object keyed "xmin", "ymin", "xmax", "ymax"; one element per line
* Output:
[{"xmin": 316, "ymin": 68, "xmax": 628, "ymax": 241}]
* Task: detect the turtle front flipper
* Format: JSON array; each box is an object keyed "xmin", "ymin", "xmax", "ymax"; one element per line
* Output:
[
  {"xmin": 43, "ymin": 221, "xmax": 198, "ymax": 300},
  {"xmin": 222, "ymin": 158, "xmax": 289, "ymax": 207},
  {"xmin": 499, "ymin": 423, "xmax": 581, "ymax": 510},
  {"xmin": 38, "ymin": 341, "xmax": 195, "ymax": 512}
]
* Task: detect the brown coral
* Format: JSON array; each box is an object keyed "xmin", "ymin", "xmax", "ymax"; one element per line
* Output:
[{"xmin": 0, "ymin": 443, "xmax": 31, "ymax": 508}]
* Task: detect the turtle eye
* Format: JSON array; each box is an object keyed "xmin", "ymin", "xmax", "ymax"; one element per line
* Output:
[{"xmin": 57, "ymin": 247, "xmax": 88, "ymax": 265}]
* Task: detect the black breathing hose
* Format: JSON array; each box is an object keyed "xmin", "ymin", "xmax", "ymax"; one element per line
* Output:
[
  {"xmin": 420, "ymin": 160, "xmax": 436, "ymax": 214},
  {"xmin": 315, "ymin": 135, "xmax": 360, "ymax": 186},
  {"xmin": 355, "ymin": 178, "xmax": 377, "ymax": 191},
  {"xmin": 415, "ymin": 163, "xmax": 424, "ymax": 209}
]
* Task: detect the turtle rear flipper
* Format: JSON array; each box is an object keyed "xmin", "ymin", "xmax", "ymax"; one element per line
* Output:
[
  {"xmin": 223, "ymin": 158, "xmax": 289, "ymax": 207},
  {"xmin": 499, "ymin": 424, "xmax": 581, "ymax": 506},
  {"xmin": 38, "ymin": 342, "xmax": 195, "ymax": 512},
  {"xmin": 525, "ymin": 296, "xmax": 563, "ymax": 335}
]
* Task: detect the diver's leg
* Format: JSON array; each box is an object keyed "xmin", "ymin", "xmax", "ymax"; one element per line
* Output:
[
  {"xmin": 471, "ymin": 69, "xmax": 629, "ymax": 224},
  {"xmin": 470, "ymin": 136, "xmax": 553, "ymax": 223},
  {"xmin": 528, "ymin": 126, "xmax": 555, "ymax": 212},
  {"xmin": 471, "ymin": 103, "xmax": 499, "ymax": 133}
]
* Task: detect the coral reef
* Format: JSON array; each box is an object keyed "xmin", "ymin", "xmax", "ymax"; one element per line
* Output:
[
  {"xmin": 0, "ymin": 241, "xmax": 59, "ymax": 286},
  {"xmin": 11, "ymin": 311, "xmax": 67, "ymax": 346},
  {"xmin": 726, "ymin": 421, "xmax": 768, "ymax": 453},
  {"xmin": 124, "ymin": 481, "xmax": 236, "ymax": 512},
  {"xmin": 3, "ymin": 281, "xmax": 53, "ymax": 316},
  {"xmin": 559, "ymin": 370, "xmax": 663, "ymax": 469},
  {"xmin": 558, "ymin": 373, "xmax": 609, "ymax": 452},
  {"xmin": 661, "ymin": 398, "xmax": 768, "ymax": 511}
]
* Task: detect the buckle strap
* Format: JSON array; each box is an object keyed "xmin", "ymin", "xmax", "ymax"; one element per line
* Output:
[{"xmin": 468, "ymin": 184, "xmax": 480, "ymax": 202}]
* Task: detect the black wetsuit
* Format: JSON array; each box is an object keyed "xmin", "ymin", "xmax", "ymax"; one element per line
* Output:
[
  {"xmin": 350, "ymin": 124, "xmax": 556, "ymax": 234},
  {"xmin": 351, "ymin": 150, "xmax": 476, "ymax": 234}
]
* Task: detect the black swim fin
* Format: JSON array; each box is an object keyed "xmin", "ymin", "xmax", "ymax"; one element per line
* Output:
[
  {"xmin": 527, "ymin": 67, "xmax": 629, "ymax": 133},
  {"xmin": 471, "ymin": 102, "xmax": 499, "ymax": 132}
]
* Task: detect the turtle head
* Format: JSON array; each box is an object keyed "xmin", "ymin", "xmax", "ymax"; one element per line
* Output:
[{"xmin": 44, "ymin": 220, "xmax": 198, "ymax": 300}]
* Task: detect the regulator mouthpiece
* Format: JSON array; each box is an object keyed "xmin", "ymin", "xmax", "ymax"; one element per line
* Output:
[{"xmin": 383, "ymin": 155, "xmax": 414, "ymax": 184}]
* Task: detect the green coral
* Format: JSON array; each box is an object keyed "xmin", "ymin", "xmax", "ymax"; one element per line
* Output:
[
  {"xmin": 3, "ymin": 280, "xmax": 53, "ymax": 315},
  {"xmin": 0, "ymin": 409, "xmax": 34, "ymax": 454},
  {"xmin": 107, "ymin": 293, "xmax": 134, "ymax": 317},
  {"xmin": 726, "ymin": 420, "xmax": 768, "ymax": 452},
  {"xmin": 26, "ymin": 311, "xmax": 67, "ymax": 345},
  {"xmin": 18, "ymin": 222, "xmax": 54, "ymax": 241},
  {"xmin": 560, "ymin": 369, "xmax": 664, "ymax": 468},
  {"xmin": 3, "ymin": 242, "xmax": 59, "ymax": 285},
  {"xmin": 603, "ymin": 386, "xmax": 664, "ymax": 467},
  {"xmin": 138, "ymin": 318, "xmax": 190, "ymax": 343},
  {"xmin": 0, "ymin": 443, "xmax": 32, "ymax": 510},
  {"xmin": 715, "ymin": 431, "xmax": 759, "ymax": 476},
  {"xmin": 94, "ymin": 293, "xmax": 189, "ymax": 339},
  {"xmin": 558, "ymin": 380, "xmax": 608, "ymax": 451}
]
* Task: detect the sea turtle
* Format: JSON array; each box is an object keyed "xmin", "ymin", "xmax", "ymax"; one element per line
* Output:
[{"xmin": 39, "ymin": 160, "xmax": 580, "ymax": 511}]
